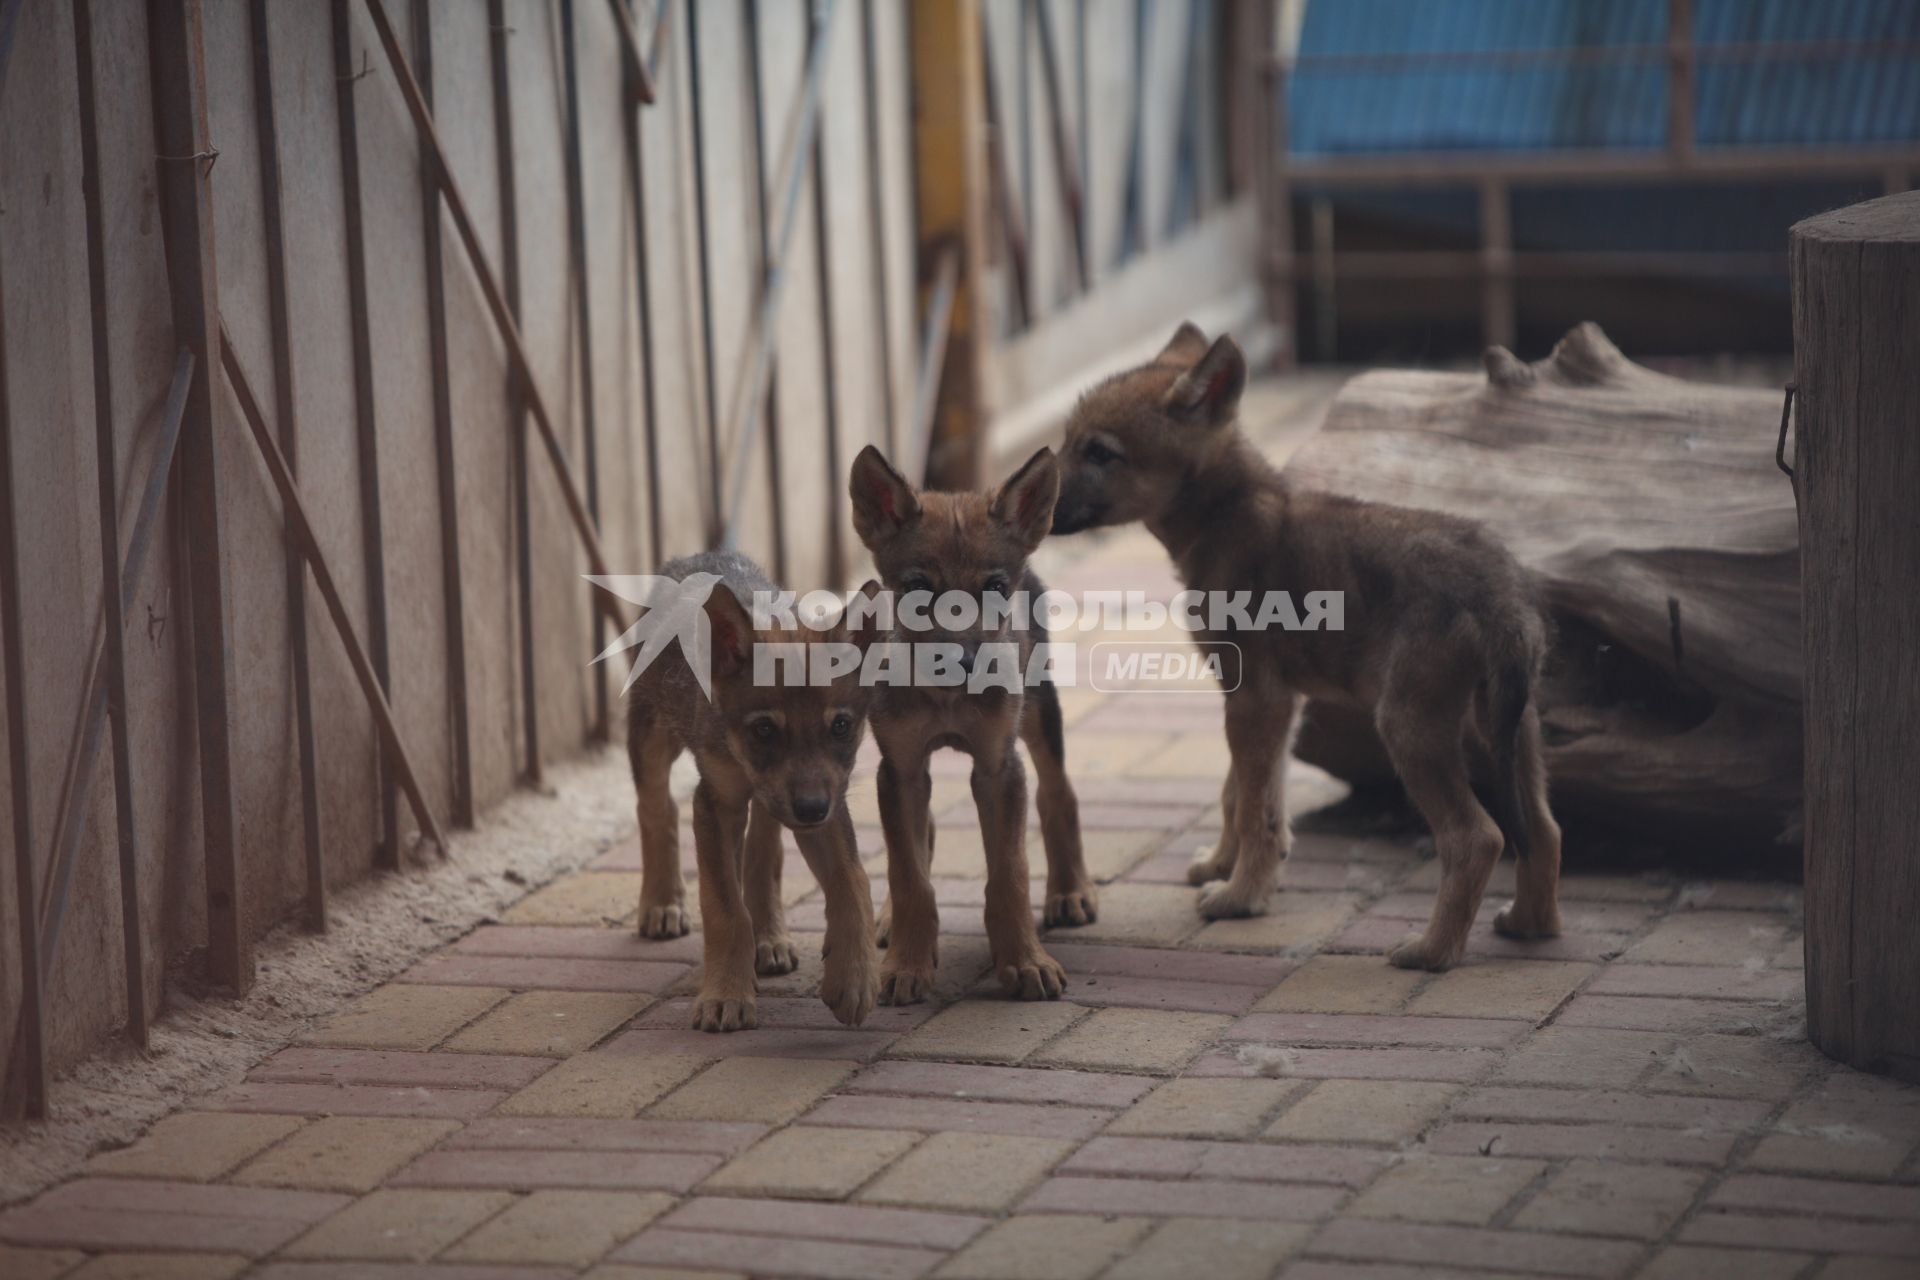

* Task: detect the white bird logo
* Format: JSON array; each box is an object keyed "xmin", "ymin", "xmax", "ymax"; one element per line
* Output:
[{"xmin": 584, "ymin": 572, "xmax": 725, "ymax": 699}]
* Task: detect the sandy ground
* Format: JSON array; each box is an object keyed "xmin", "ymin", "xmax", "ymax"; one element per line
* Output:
[{"xmin": 0, "ymin": 747, "xmax": 643, "ymax": 1204}]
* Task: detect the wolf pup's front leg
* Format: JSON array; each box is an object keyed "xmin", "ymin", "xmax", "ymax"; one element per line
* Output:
[
  {"xmin": 795, "ymin": 809, "xmax": 878, "ymax": 1027},
  {"xmin": 690, "ymin": 779, "xmax": 759, "ymax": 1032}
]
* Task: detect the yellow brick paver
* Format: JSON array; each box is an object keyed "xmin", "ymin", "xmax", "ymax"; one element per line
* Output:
[
  {"xmin": 650, "ymin": 1057, "xmax": 856, "ymax": 1124},
  {"xmin": 1265, "ymin": 1079, "xmax": 1463, "ymax": 1146},
  {"xmin": 937, "ymin": 1214, "xmax": 1152, "ymax": 1280},
  {"xmin": 501, "ymin": 872, "xmax": 643, "ymax": 926},
  {"xmin": 1405, "ymin": 959, "xmax": 1595, "ymax": 1020},
  {"xmin": 444, "ymin": 1190, "xmax": 676, "ymax": 1267},
  {"xmin": 232, "ymin": 1116, "xmax": 459, "ymax": 1193},
  {"xmin": 85, "ymin": 1112, "xmax": 304, "ymax": 1182},
  {"xmin": 1030, "ymin": 1008, "xmax": 1229, "ymax": 1073},
  {"xmin": 889, "ymin": 999, "xmax": 1087, "ymax": 1064},
  {"xmin": 859, "ymin": 1133, "xmax": 1075, "ymax": 1212},
  {"xmin": 282, "ymin": 1188, "xmax": 513, "ymax": 1261},
  {"xmin": 63, "ymin": 1255, "xmax": 249, "ymax": 1280},
  {"xmin": 1106, "ymin": 1077, "xmax": 1299, "ymax": 1139},
  {"xmin": 443, "ymin": 990, "xmax": 652, "ymax": 1057},
  {"xmin": 1106, "ymin": 1219, "xmax": 1311, "ymax": 1280},
  {"xmin": 700, "ymin": 1126, "xmax": 921, "ymax": 1200},
  {"xmin": 1254, "ymin": 953, "xmax": 1425, "ymax": 1014},
  {"xmin": 1348, "ymin": 1153, "xmax": 1546, "ymax": 1224},
  {"xmin": 1190, "ymin": 891, "xmax": 1362, "ymax": 951},
  {"xmin": 1062, "ymin": 883, "xmax": 1202, "ymax": 946},
  {"xmin": 302, "ymin": 983, "xmax": 509, "ymax": 1050},
  {"xmin": 496, "ymin": 1051, "xmax": 705, "ymax": 1118}
]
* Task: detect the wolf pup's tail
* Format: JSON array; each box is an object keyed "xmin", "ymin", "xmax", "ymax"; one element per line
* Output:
[{"xmin": 1487, "ymin": 659, "xmax": 1532, "ymax": 859}]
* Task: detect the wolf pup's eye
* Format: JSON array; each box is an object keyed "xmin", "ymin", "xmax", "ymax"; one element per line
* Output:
[
  {"xmin": 900, "ymin": 572, "xmax": 933, "ymax": 594},
  {"xmin": 750, "ymin": 718, "xmax": 778, "ymax": 742},
  {"xmin": 1083, "ymin": 440, "xmax": 1121, "ymax": 466},
  {"xmin": 982, "ymin": 572, "xmax": 1010, "ymax": 597},
  {"xmin": 829, "ymin": 712, "xmax": 854, "ymax": 739}
]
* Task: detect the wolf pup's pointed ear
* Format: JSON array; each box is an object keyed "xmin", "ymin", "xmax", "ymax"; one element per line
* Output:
[
  {"xmin": 991, "ymin": 447, "xmax": 1060, "ymax": 550},
  {"xmin": 1158, "ymin": 321, "xmax": 1209, "ymax": 365},
  {"xmin": 1163, "ymin": 334, "xmax": 1246, "ymax": 427},
  {"xmin": 703, "ymin": 584, "xmax": 753, "ymax": 678},
  {"xmin": 849, "ymin": 445, "xmax": 920, "ymax": 548}
]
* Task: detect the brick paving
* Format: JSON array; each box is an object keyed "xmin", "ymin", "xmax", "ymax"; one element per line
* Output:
[{"xmin": 7, "ymin": 404, "xmax": 1919, "ymax": 1277}]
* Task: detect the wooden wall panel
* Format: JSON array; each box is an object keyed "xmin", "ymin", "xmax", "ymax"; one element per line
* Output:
[
  {"xmin": 0, "ymin": 0, "xmax": 1251, "ymax": 1084},
  {"xmin": 432, "ymin": 0, "xmax": 521, "ymax": 805},
  {"xmin": 507, "ymin": 0, "xmax": 593, "ymax": 760},
  {"xmin": 204, "ymin": 0, "xmax": 306, "ymax": 940},
  {"xmin": 265, "ymin": 0, "xmax": 383, "ymax": 887},
  {"xmin": 0, "ymin": 0, "xmax": 115, "ymax": 1067}
]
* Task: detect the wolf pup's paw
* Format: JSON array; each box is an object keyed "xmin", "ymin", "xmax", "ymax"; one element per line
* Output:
[
  {"xmin": 1492, "ymin": 902, "xmax": 1562, "ymax": 941},
  {"xmin": 638, "ymin": 901, "xmax": 691, "ymax": 939},
  {"xmin": 877, "ymin": 958, "xmax": 935, "ymax": 1006},
  {"xmin": 1044, "ymin": 884, "xmax": 1099, "ymax": 928},
  {"xmin": 690, "ymin": 993, "xmax": 757, "ymax": 1033},
  {"xmin": 1387, "ymin": 933, "xmax": 1461, "ymax": 972},
  {"xmin": 1198, "ymin": 881, "xmax": 1270, "ymax": 920},
  {"xmin": 1186, "ymin": 846, "xmax": 1234, "ymax": 886},
  {"xmin": 874, "ymin": 898, "xmax": 893, "ymax": 949},
  {"xmin": 820, "ymin": 950, "xmax": 878, "ymax": 1027},
  {"xmin": 755, "ymin": 934, "xmax": 800, "ymax": 976},
  {"xmin": 996, "ymin": 948, "xmax": 1067, "ymax": 1001}
]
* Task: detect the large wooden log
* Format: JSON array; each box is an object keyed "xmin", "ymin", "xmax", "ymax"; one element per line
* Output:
[
  {"xmin": 1792, "ymin": 192, "xmax": 1920, "ymax": 1082},
  {"xmin": 1284, "ymin": 323, "xmax": 1800, "ymax": 850}
]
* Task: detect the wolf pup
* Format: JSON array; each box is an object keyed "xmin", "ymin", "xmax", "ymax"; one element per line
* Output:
[
  {"xmin": 627, "ymin": 550, "xmax": 881, "ymax": 1029},
  {"xmin": 1050, "ymin": 325, "xmax": 1561, "ymax": 971},
  {"xmin": 849, "ymin": 446, "xmax": 1094, "ymax": 1004}
]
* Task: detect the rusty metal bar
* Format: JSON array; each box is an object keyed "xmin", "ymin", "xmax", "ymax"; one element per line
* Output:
[
  {"xmin": 331, "ymin": 0, "xmax": 398, "ymax": 869},
  {"xmin": 149, "ymin": 0, "xmax": 248, "ymax": 993},
  {"xmin": 0, "ymin": 221, "xmax": 47, "ymax": 1123},
  {"xmin": 907, "ymin": 245, "xmax": 959, "ymax": 482},
  {"xmin": 1264, "ymin": 56, "xmax": 1297, "ymax": 367},
  {"xmin": 606, "ymin": 0, "xmax": 657, "ymax": 104},
  {"xmin": 220, "ymin": 332, "xmax": 448, "ymax": 855},
  {"xmin": 857, "ymin": 0, "xmax": 899, "ymax": 463},
  {"xmin": 1668, "ymin": 0, "xmax": 1695, "ymax": 163},
  {"xmin": 1031, "ymin": 0, "xmax": 1088, "ymax": 291},
  {"xmin": 486, "ymin": 0, "xmax": 539, "ymax": 784},
  {"xmin": 39, "ymin": 349, "xmax": 191, "ymax": 972},
  {"xmin": 979, "ymin": 6, "xmax": 1032, "ymax": 330},
  {"xmin": 248, "ymin": 0, "xmax": 327, "ymax": 927},
  {"xmin": 414, "ymin": 0, "xmax": 475, "ymax": 821},
  {"xmin": 359, "ymin": 0, "xmax": 624, "ymax": 623},
  {"xmin": 718, "ymin": 0, "xmax": 840, "ymax": 549},
  {"xmin": 618, "ymin": 0, "xmax": 665, "ymax": 568},
  {"xmin": 75, "ymin": 0, "xmax": 149, "ymax": 1041},
  {"xmin": 560, "ymin": 0, "xmax": 610, "ymax": 741},
  {"xmin": 1114, "ymin": 0, "xmax": 1149, "ymax": 265},
  {"xmin": 741, "ymin": 0, "xmax": 789, "ymax": 580}
]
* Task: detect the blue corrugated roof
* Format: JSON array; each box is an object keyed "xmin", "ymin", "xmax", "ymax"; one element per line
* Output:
[{"xmin": 1288, "ymin": 0, "xmax": 1920, "ymax": 155}]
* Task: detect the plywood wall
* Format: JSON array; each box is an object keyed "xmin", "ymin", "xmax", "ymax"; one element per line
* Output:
[{"xmin": 0, "ymin": 0, "xmax": 1254, "ymax": 1089}]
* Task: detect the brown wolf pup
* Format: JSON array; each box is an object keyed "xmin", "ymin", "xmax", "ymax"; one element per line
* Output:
[
  {"xmin": 849, "ymin": 446, "xmax": 1094, "ymax": 1004},
  {"xmin": 1050, "ymin": 325, "xmax": 1561, "ymax": 970},
  {"xmin": 627, "ymin": 550, "xmax": 881, "ymax": 1029}
]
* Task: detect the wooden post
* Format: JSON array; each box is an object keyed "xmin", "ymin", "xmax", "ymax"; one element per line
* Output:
[
  {"xmin": 909, "ymin": 0, "xmax": 990, "ymax": 491},
  {"xmin": 148, "ymin": 0, "xmax": 249, "ymax": 993},
  {"xmin": 1791, "ymin": 190, "xmax": 1920, "ymax": 1083}
]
